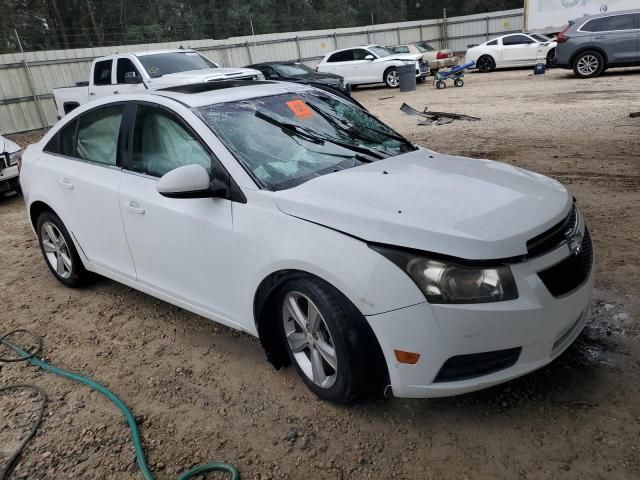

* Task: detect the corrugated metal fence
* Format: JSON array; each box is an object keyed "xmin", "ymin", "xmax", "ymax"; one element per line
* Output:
[{"xmin": 0, "ymin": 8, "xmax": 523, "ymax": 134}]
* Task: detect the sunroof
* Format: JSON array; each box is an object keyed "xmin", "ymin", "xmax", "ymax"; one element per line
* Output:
[{"xmin": 159, "ymin": 80, "xmax": 273, "ymax": 94}]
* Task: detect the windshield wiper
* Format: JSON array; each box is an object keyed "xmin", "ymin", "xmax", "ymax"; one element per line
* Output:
[
  {"xmin": 254, "ymin": 110, "xmax": 382, "ymax": 160},
  {"xmin": 306, "ymin": 102, "xmax": 416, "ymax": 151}
]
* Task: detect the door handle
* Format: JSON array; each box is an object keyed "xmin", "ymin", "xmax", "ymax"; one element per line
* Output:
[
  {"xmin": 113, "ymin": 90, "xmax": 119, "ymax": 94},
  {"xmin": 595, "ymin": 36, "xmax": 607, "ymax": 40},
  {"xmin": 58, "ymin": 178, "xmax": 74, "ymax": 190},
  {"xmin": 124, "ymin": 200, "xmax": 145, "ymax": 215},
  {"xmin": 89, "ymin": 92, "xmax": 96, "ymax": 96}
]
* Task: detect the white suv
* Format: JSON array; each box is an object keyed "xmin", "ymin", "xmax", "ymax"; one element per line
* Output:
[
  {"xmin": 1, "ymin": 135, "xmax": 22, "ymax": 194},
  {"xmin": 20, "ymin": 81, "xmax": 593, "ymax": 403},
  {"xmin": 316, "ymin": 45, "xmax": 429, "ymax": 88}
]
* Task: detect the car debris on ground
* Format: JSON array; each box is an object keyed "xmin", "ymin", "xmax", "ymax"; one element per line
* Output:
[{"xmin": 400, "ymin": 103, "xmax": 481, "ymax": 125}]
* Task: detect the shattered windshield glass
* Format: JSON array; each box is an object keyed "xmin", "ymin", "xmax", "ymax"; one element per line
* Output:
[{"xmin": 196, "ymin": 92, "xmax": 415, "ymax": 190}]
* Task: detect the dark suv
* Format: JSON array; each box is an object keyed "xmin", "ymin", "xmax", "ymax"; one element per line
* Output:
[{"xmin": 555, "ymin": 10, "xmax": 640, "ymax": 78}]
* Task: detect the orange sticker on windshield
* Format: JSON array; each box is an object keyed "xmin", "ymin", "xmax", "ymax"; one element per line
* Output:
[{"xmin": 286, "ymin": 100, "xmax": 314, "ymax": 119}]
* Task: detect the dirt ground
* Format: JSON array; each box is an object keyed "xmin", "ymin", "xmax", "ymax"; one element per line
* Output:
[{"xmin": 1, "ymin": 67, "xmax": 640, "ymax": 480}]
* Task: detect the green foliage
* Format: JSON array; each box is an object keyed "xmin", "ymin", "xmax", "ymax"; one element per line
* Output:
[{"xmin": 0, "ymin": 0, "xmax": 522, "ymax": 53}]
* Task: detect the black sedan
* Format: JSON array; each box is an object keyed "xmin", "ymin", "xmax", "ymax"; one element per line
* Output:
[{"xmin": 246, "ymin": 62, "xmax": 351, "ymax": 96}]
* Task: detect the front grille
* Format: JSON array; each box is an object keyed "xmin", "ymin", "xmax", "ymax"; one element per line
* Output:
[
  {"xmin": 526, "ymin": 205, "xmax": 577, "ymax": 257},
  {"xmin": 434, "ymin": 347, "xmax": 522, "ymax": 383},
  {"xmin": 538, "ymin": 228, "xmax": 593, "ymax": 297}
]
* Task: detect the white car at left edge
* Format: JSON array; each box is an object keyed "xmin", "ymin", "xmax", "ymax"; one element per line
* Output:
[
  {"xmin": 466, "ymin": 33, "xmax": 557, "ymax": 72},
  {"xmin": 1, "ymin": 134, "xmax": 22, "ymax": 194}
]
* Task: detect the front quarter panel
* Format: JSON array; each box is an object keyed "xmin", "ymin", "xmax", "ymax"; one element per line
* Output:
[{"xmin": 229, "ymin": 190, "xmax": 426, "ymax": 331}]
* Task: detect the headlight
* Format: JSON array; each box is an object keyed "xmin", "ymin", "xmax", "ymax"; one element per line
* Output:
[
  {"xmin": 370, "ymin": 245, "xmax": 519, "ymax": 304},
  {"xmin": 7, "ymin": 149, "xmax": 22, "ymax": 166}
]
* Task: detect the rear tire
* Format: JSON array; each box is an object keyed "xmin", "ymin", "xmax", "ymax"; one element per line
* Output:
[
  {"xmin": 454, "ymin": 79, "xmax": 464, "ymax": 87},
  {"xmin": 573, "ymin": 50, "xmax": 604, "ymax": 78},
  {"xmin": 384, "ymin": 67, "xmax": 399, "ymax": 88},
  {"xmin": 436, "ymin": 80, "xmax": 446, "ymax": 89},
  {"xmin": 36, "ymin": 212, "xmax": 95, "ymax": 288},
  {"xmin": 546, "ymin": 48, "xmax": 556, "ymax": 68},
  {"xmin": 277, "ymin": 276, "xmax": 385, "ymax": 403},
  {"xmin": 476, "ymin": 55, "xmax": 495, "ymax": 73}
]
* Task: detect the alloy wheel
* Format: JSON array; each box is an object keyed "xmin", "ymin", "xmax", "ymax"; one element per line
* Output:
[
  {"xmin": 477, "ymin": 56, "xmax": 493, "ymax": 72},
  {"xmin": 577, "ymin": 55, "xmax": 599, "ymax": 76},
  {"xmin": 386, "ymin": 70, "xmax": 399, "ymax": 87},
  {"xmin": 282, "ymin": 291, "xmax": 338, "ymax": 389},
  {"xmin": 41, "ymin": 222, "xmax": 72, "ymax": 279}
]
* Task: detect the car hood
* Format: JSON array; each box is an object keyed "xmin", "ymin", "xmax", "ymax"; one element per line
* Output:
[
  {"xmin": 0, "ymin": 135, "xmax": 21, "ymax": 154},
  {"xmin": 274, "ymin": 150, "xmax": 571, "ymax": 260},
  {"xmin": 288, "ymin": 72, "xmax": 343, "ymax": 84},
  {"xmin": 147, "ymin": 67, "xmax": 260, "ymax": 86}
]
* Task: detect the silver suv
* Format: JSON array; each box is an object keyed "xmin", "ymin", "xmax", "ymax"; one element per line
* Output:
[{"xmin": 554, "ymin": 10, "xmax": 640, "ymax": 78}]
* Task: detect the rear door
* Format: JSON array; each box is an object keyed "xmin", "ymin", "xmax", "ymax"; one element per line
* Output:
[
  {"xmin": 39, "ymin": 104, "xmax": 136, "ymax": 278},
  {"xmin": 580, "ymin": 13, "xmax": 638, "ymax": 64},
  {"xmin": 88, "ymin": 59, "xmax": 117, "ymax": 99},
  {"xmin": 320, "ymin": 50, "xmax": 357, "ymax": 82}
]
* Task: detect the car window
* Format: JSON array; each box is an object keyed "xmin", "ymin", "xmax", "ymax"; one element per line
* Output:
[
  {"xmin": 131, "ymin": 105, "xmax": 211, "ymax": 177},
  {"xmin": 93, "ymin": 60, "xmax": 113, "ymax": 85},
  {"xmin": 530, "ymin": 33, "xmax": 550, "ymax": 42},
  {"xmin": 327, "ymin": 50, "xmax": 354, "ymax": 62},
  {"xmin": 43, "ymin": 120, "xmax": 77, "ymax": 156},
  {"xmin": 353, "ymin": 49, "xmax": 372, "ymax": 60},
  {"xmin": 487, "ymin": 40, "xmax": 498, "ymax": 46},
  {"xmin": 272, "ymin": 63, "xmax": 315, "ymax": 76},
  {"xmin": 416, "ymin": 42, "xmax": 435, "ymax": 52},
  {"xmin": 368, "ymin": 46, "xmax": 393, "ymax": 58},
  {"xmin": 390, "ymin": 46, "xmax": 409, "ymax": 54},
  {"xmin": 581, "ymin": 14, "xmax": 636, "ymax": 32},
  {"xmin": 76, "ymin": 105, "xmax": 124, "ymax": 165},
  {"xmin": 502, "ymin": 35, "xmax": 534, "ymax": 46},
  {"xmin": 136, "ymin": 52, "xmax": 217, "ymax": 78},
  {"xmin": 116, "ymin": 58, "xmax": 141, "ymax": 84}
]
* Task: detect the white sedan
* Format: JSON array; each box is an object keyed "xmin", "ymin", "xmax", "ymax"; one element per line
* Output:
[
  {"xmin": 20, "ymin": 81, "xmax": 593, "ymax": 402},
  {"xmin": 466, "ymin": 33, "xmax": 557, "ymax": 72},
  {"xmin": 316, "ymin": 45, "xmax": 429, "ymax": 88}
]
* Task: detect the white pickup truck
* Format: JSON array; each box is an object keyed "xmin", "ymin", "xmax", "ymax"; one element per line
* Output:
[{"xmin": 52, "ymin": 48, "xmax": 264, "ymax": 118}]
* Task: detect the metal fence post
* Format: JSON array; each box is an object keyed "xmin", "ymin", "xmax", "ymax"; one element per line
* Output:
[
  {"xmin": 246, "ymin": 41, "xmax": 254, "ymax": 64},
  {"xmin": 441, "ymin": 8, "xmax": 449, "ymax": 49},
  {"xmin": 333, "ymin": 32, "xmax": 338, "ymax": 50},
  {"xmin": 420, "ymin": 24, "xmax": 424, "ymax": 42},
  {"xmin": 396, "ymin": 26, "xmax": 401, "ymax": 44},
  {"xmin": 295, "ymin": 36, "xmax": 302, "ymax": 62},
  {"xmin": 486, "ymin": 16, "xmax": 490, "ymax": 41},
  {"xmin": 15, "ymin": 29, "xmax": 47, "ymax": 132}
]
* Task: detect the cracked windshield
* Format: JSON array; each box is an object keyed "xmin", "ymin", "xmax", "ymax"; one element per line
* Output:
[{"xmin": 196, "ymin": 92, "xmax": 416, "ymax": 190}]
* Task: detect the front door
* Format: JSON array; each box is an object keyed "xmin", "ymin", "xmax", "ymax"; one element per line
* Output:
[
  {"xmin": 500, "ymin": 35, "xmax": 540, "ymax": 65},
  {"xmin": 118, "ymin": 103, "xmax": 240, "ymax": 325}
]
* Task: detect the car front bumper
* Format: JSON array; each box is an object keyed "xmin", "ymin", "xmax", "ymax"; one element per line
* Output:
[
  {"xmin": 366, "ymin": 239, "xmax": 594, "ymax": 398},
  {"xmin": 0, "ymin": 165, "xmax": 19, "ymax": 192}
]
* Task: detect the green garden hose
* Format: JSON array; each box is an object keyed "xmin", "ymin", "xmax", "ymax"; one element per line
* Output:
[{"xmin": 0, "ymin": 329, "xmax": 240, "ymax": 480}]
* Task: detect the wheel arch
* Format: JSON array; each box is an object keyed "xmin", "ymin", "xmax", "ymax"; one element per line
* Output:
[
  {"xmin": 570, "ymin": 46, "xmax": 608, "ymax": 67},
  {"xmin": 253, "ymin": 268, "xmax": 389, "ymax": 386},
  {"xmin": 29, "ymin": 200, "xmax": 58, "ymax": 231}
]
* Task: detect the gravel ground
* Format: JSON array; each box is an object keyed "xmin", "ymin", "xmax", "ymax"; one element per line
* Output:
[{"xmin": 1, "ymin": 67, "xmax": 640, "ymax": 480}]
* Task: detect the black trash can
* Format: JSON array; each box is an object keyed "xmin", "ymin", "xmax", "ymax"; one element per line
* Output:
[{"xmin": 398, "ymin": 64, "xmax": 416, "ymax": 92}]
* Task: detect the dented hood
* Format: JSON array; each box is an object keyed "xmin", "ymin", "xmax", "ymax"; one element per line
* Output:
[
  {"xmin": 377, "ymin": 53, "xmax": 423, "ymax": 63},
  {"xmin": 147, "ymin": 67, "xmax": 260, "ymax": 87},
  {"xmin": 274, "ymin": 150, "xmax": 572, "ymax": 260}
]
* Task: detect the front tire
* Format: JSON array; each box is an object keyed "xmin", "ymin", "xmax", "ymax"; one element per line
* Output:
[
  {"xmin": 476, "ymin": 55, "xmax": 495, "ymax": 73},
  {"xmin": 36, "ymin": 212, "xmax": 94, "ymax": 288},
  {"xmin": 573, "ymin": 50, "xmax": 604, "ymax": 78},
  {"xmin": 277, "ymin": 277, "xmax": 385, "ymax": 403},
  {"xmin": 546, "ymin": 48, "xmax": 556, "ymax": 68},
  {"xmin": 384, "ymin": 67, "xmax": 399, "ymax": 88}
]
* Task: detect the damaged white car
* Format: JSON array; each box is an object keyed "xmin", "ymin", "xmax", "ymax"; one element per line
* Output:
[
  {"xmin": 316, "ymin": 45, "xmax": 430, "ymax": 88},
  {"xmin": 1, "ymin": 134, "xmax": 22, "ymax": 194},
  {"xmin": 20, "ymin": 81, "xmax": 593, "ymax": 403}
]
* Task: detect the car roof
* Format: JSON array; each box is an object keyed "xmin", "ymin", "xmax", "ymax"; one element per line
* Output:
[
  {"xmin": 150, "ymin": 80, "xmax": 313, "ymax": 108},
  {"xmin": 326, "ymin": 44, "xmax": 382, "ymax": 54},
  {"xmin": 572, "ymin": 8, "xmax": 640, "ymax": 22},
  {"xmin": 248, "ymin": 61, "xmax": 302, "ymax": 67}
]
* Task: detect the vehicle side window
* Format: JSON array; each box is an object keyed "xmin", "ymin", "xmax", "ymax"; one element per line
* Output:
[
  {"xmin": 327, "ymin": 50, "xmax": 354, "ymax": 62},
  {"xmin": 353, "ymin": 49, "xmax": 372, "ymax": 60},
  {"xmin": 264, "ymin": 66, "xmax": 279, "ymax": 79},
  {"xmin": 93, "ymin": 60, "xmax": 113, "ymax": 85},
  {"xmin": 76, "ymin": 105, "xmax": 124, "ymax": 165},
  {"xmin": 487, "ymin": 40, "xmax": 498, "ymax": 46},
  {"xmin": 116, "ymin": 58, "xmax": 141, "ymax": 84},
  {"xmin": 131, "ymin": 105, "xmax": 211, "ymax": 178},
  {"xmin": 43, "ymin": 120, "xmax": 77, "ymax": 156},
  {"xmin": 391, "ymin": 46, "xmax": 409, "ymax": 54},
  {"xmin": 581, "ymin": 14, "xmax": 636, "ymax": 32},
  {"xmin": 502, "ymin": 35, "xmax": 534, "ymax": 46}
]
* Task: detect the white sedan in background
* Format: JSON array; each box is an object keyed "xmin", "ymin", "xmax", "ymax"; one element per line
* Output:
[
  {"xmin": 20, "ymin": 81, "xmax": 593, "ymax": 403},
  {"xmin": 316, "ymin": 45, "xmax": 429, "ymax": 88},
  {"xmin": 466, "ymin": 33, "xmax": 557, "ymax": 72}
]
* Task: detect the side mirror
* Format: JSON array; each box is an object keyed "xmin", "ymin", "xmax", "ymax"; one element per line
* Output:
[
  {"xmin": 364, "ymin": 55, "xmax": 375, "ymax": 61},
  {"xmin": 124, "ymin": 71, "xmax": 142, "ymax": 84},
  {"xmin": 157, "ymin": 164, "xmax": 222, "ymax": 199}
]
